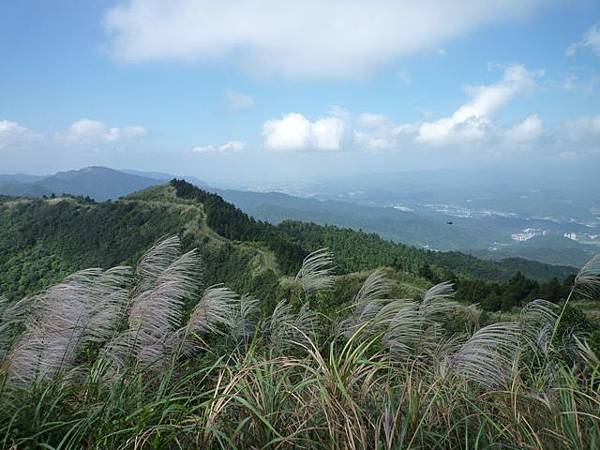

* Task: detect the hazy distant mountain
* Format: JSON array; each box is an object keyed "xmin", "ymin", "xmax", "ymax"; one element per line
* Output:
[
  {"xmin": 0, "ymin": 166, "xmax": 596, "ymax": 268},
  {"xmin": 0, "ymin": 174, "xmax": 45, "ymax": 184},
  {"xmin": 0, "ymin": 166, "xmax": 212, "ymax": 201},
  {"xmin": 214, "ymin": 188, "xmax": 494, "ymax": 250},
  {"xmin": 0, "ymin": 167, "xmax": 160, "ymax": 201}
]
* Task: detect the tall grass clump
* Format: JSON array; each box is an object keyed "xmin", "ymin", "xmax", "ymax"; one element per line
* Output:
[{"xmin": 0, "ymin": 236, "xmax": 599, "ymax": 449}]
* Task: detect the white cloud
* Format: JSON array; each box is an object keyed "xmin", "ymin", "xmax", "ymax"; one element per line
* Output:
[
  {"xmin": 563, "ymin": 115, "xmax": 600, "ymax": 145},
  {"xmin": 0, "ymin": 120, "xmax": 26, "ymax": 136},
  {"xmin": 567, "ymin": 23, "xmax": 600, "ymax": 58},
  {"xmin": 357, "ymin": 113, "xmax": 390, "ymax": 129},
  {"xmin": 504, "ymin": 114, "xmax": 543, "ymax": 143},
  {"xmin": 262, "ymin": 112, "xmax": 347, "ymax": 151},
  {"xmin": 416, "ymin": 65, "xmax": 540, "ymax": 145},
  {"xmin": 192, "ymin": 140, "xmax": 246, "ymax": 153},
  {"xmin": 226, "ymin": 90, "xmax": 255, "ymax": 110},
  {"xmin": 354, "ymin": 122, "xmax": 416, "ymax": 151},
  {"xmin": 0, "ymin": 120, "xmax": 38, "ymax": 150},
  {"xmin": 104, "ymin": 0, "xmax": 545, "ymax": 79},
  {"xmin": 265, "ymin": 65, "xmax": 547, "ymax": 153},
  {"xmin": 59, "ymin": 119, "xmax": 147, "ymax": 144},
  {"xmin": 562, "ymin": 71, "xmax": 600, "ymax": 94},
  {"xmin": 219, "ymin": 140, "xmax": 246, "ymax": 152}
]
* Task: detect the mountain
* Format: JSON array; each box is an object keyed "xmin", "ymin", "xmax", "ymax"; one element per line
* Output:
[
  {"xmin": 0, "ymin": 166, "xmax": 212, "ymax": 200},
  {"xmin": 0, "ymin": 173, "xmax": 45, "ymax": 183},
  {"xmin": 0, "ymin": 182, "xmax": 293, "ymax": 303},
  {"xmin": 0, "ymin": 180, "xmax": 576, "ymax": 310},
  {"xmin": 0, "ymin": 167, "xmax": 594, "ymax": 268},
  {"xmin": 0, "ymin": 166, "xmax": 161, "ymax": 200},
  {"xmin": 213, "ymin": 188, "xmax": 496, "ymax": 250},
  {"xmin": 218, "ymin": 168, "xmax": 600, "ymax": 266}
]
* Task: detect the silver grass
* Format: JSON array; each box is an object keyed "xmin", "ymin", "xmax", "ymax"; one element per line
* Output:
[
  {"xmin": 337, "ymin": 300, "xmax": 386, "ymax": 338},
  {"xmin": 0, "ymin": 296, "xmax": 31, "ymax": 358},
  {"xmin": 176, "ymin": 285, "xmax": 238, "ymax": 355},
  {"xmin": 265, "ymin": 299, "xmax": 318, "ymax": 350},
  {"xmin": 378, "ymin": 283, "xmax": 458, "ymax": 359},
  {"xmin": 464, "ymin": 303, "xmax": 482, "ymax": 330},
  {"xmin": 265, "ymin": 299, "xmax": 295, "ymax": 347},
  {"xmin": 420, "ymin": 282, "xmax": 458, "ymax": 321},
  {"xmin": 422, "ymin": 281, "xmax": 455, "ymax": 303},
  {"xmin": 124, "ymin": 248, "xmax": 201, "ymax": 365},
  {"xmin": 187, "ymin": 285, "xmax": 238, "ymax": 334},
  {"xmin": 519, "ymin": 299, "xmax": 559, "ymax": 353},
  {"xmin": 574, "ymin": 253, "xmax": 600, "ymax": 299},
  {"xmin": 449, "ymin": 322, "xmax": 522, "ymax": 389},
  {"xmin": 229, "ymin": 294, "xmax": 260, "ymax": 346},
  {"xmin": 338, "ymin": 270, "xmax": 393, "ymax": 337},
  {"xmin": 132, "ymin": 235, "xmax": 183, "ymax": 296},
  {"xmin": 380, "ymin": 302, "xmax": 454, "ymax": 359},
  {"xmin": 295, "ymin": 248, "xmax": 335, "ymax": 295},
  {"xmin": 548, "ymin": 255, "xmax": 599, "ymax": 346},
  {"xmin": 382, "ymin": 302, "xmax": 424, "ymax": 357},
  {"xmin": 354, "ymin": 269, "xmax": 394, "ymax": 306},
  {"xmin": 79, "ymin": 266, "xmax": 132, "ymax": 344},
  {"xmin": 2, "ymin": 267, "xmax": 131, "ymax": 385},
  {"xmin": 573, "ymin": 336, "xmax": 599, "ymax": 368},
  {"xmin": 100, "ymin": 331, "xmax": 139, "ymax": 373}
]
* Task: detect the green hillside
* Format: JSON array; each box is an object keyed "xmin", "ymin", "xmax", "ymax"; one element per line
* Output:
[
  {"xmin": 0, "ymin": 180, "xmax": 578, "ymax": 312},
  {"xmin": 1, "ymin": 181, "xmax": 599, "ymax": 449}
]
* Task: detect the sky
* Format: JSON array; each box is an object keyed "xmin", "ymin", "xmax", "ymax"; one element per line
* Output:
[{"xmin": 0, "ymin": 0, "xmax": 599, "ymax": 185}]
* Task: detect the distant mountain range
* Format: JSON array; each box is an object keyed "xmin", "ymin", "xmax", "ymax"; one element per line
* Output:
[
  {"xmin": 0, "ymin": 166, "xmax": 596, "ymax": 268},
  {"xmin": 0, "ymin": 167, "xmax": 160, "ymax": 200},
  {"xmin": 0, "ymin": 166, "xmax": 209, "ymax": 201}
]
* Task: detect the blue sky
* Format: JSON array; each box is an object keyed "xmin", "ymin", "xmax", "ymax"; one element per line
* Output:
[{"xmin": 1, "ymin": 0, "xmax": 599, "ymax": 184}]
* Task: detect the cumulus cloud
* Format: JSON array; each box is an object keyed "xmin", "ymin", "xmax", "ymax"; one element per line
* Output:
[
  {"xmin": 59, "ymin": 119, "xmax": 147, "ymax": 144},
  {"xmin": 0, "ymin": 120, "xmax": 39, "ymax": 150},
  {"xmin": 264, "ymin": 65, "xmax": 546, "ymax": 153},
  {"xmin": 261, "ymin": 65, "xmax": 549, "ymax": 153},
  {"xmin": 353, "ymin": 120, "xmax": 415, "ymax": 151},
  {"xmin": 103, "ymin": 0, "xmax": 544, "ymax": 79},
  {"xmin": 357, "ymin": 113, "xmax": 391, "ymax": 129},
  {"xmin": 262, "ymin": 112, "xmax": 347, "ymax": 151},
  {"xmin": 567, "ymin": 23, "xmax": 600, "ymax": 58},
  {"xmin": 191, "ymin": 140, "xmax": 246, "ymax": 153},
  {"xmin": 416, "ymin": 65, "xmax": 541, "ymax": 145},
  {"xmin": 226, "ymin": 90, "xmax": 255, "ymax": 110},
  {"xmin": 504, "ymin": 114, "xmax": 543, "ymax": 143}
]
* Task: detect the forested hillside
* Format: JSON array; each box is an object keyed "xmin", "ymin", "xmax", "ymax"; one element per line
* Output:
[{"xmin": 0, "ymin": 180, "xmax": 577, "ymax": 312}]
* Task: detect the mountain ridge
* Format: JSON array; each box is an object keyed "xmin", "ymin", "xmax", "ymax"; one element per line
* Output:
[{"xmin": 0, "ymin": 166, "xmax": 591, "ymax": 269}]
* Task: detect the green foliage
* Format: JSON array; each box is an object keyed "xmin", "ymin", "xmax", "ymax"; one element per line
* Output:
[
  {"xmin": 275, "ymin": 220, "xmax": 575, "ymax": 282},
  {"xmin": 0, "ymin": 181, "xmax": 579, "ymax": 317},
  {"xmin": 0, "ymin": 192, "xmax": 284, "ymax": 304},
  {"xmin": 0, "ymin": 236, "xmax": 598, "ymax": 449},
  {"xmin": 171, "ymin": 179, "xmax": 307, "ymax": 274}
]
